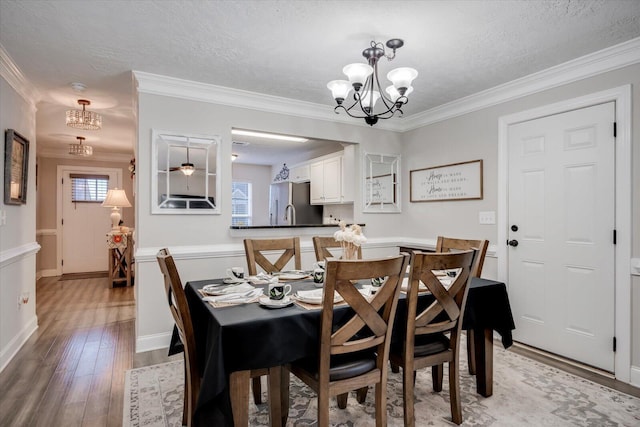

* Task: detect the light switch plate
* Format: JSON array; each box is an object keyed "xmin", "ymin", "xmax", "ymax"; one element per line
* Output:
[{"xmin": 478, "ymin": 211, "xmax": 496, "ymax": 225}]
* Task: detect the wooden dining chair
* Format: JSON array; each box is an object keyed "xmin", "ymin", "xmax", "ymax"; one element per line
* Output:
[
  {"xmin": 289, "ymin": 254, "xmax": 410, "ymax": 426},
  {"xmin": 157, "ymin": 249, "xmax": 266, "ymax": 426},
  {"xmin": 244, "ymin": 237, "xmax": 302, "ymax": 275},
  {"xmin": 157, "ymin": 248, "xmax": 200, "ymax": 427},
  {"xmin": 389, "ymin": 250, "xmax": 475, "ymax": 426},
  {"xmin": 435, "ymin": 236, "xmax": 489, "ymax": 376},
  {"xmin": 312, "ymin": 235, "xmax": 362, "ymax": 262}
]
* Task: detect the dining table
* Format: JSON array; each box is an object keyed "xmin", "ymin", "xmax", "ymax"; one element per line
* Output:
[{"xmin": 175, "ymin": 275, "xmax": 515, "ymax": 426}]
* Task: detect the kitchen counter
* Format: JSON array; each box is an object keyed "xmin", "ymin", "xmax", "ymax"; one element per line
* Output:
[{"xmin": 230, "ymin": 223, "xmax": 365, "ymax": 230}]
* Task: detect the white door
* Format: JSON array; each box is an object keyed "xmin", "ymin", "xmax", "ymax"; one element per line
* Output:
[
  {"xmin": 507, "ymin": 102, "xmax": 615, "ymax": 372},
  {"xmin": 61, "ymin": 169, "xmax": 118, "ymax": 273}
]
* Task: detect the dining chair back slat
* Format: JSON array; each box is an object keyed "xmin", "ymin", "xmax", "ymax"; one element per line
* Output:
[{"xmin": 244, "ymin": 237, "xmax": 301, "ymax": 275}]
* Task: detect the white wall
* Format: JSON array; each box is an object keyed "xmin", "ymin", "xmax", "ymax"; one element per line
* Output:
[{"xmin": 0, "ymin": 72, "xmax": 39, "ymax": 372}]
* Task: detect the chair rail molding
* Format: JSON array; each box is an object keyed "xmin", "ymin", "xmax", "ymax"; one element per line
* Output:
[{"xmin": 0, "ymin": 242, "xmax": 41, "ymax": 269}]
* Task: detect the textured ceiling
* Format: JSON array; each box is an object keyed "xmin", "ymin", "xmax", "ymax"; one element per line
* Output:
[{"xmin": 1, "ymin": 0, "xmax": 639, "ymax": 157}]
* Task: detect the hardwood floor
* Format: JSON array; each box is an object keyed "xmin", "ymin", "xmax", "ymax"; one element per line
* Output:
[
  {"xmin": 2, "ymin": 276, "xmax": 639, "ymax": 426},
  {"xmin": 0, "ymin": 276, "xmax": 176, "ymax": 427}
]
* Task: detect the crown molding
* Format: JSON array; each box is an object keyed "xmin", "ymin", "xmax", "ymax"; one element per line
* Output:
[
  {"xmin": 135, "ymin": 37, "xmax": 639, "ymax": 134},
  {"xmin": 38, "ymin": 148, "xmax": 132, "ymax": 163},
  {"xmin": 402, "ymin": 37, "xmax": 640, "ymax": 131},
  {"xmin": 132, "ymin": 70, "xmax": 404, "ymax": 132},
  {"xmin": 0, "ymin": 44, "xmax": 40, "ymax": 110}
]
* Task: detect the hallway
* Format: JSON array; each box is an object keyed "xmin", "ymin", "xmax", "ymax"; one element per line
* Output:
[{"xmin": 0, "ymin": 277, "xmax": 172, "ymax": 426}]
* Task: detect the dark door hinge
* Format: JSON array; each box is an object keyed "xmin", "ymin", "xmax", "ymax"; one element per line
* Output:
[
  {"xmin": 613, "ymin": 229, "xmax": 617, "ymax": 245},
  {"xmin": 61, "ymin": 259, "xmax": 64, "ymax": 266},
  {"xmin": 613, "ymin": 336, "xmax": 617, "ymax": 352},
  {"xmin": 613, "ymin": 122, "xmax": 617, "ymax": 138},
  {"xmin": 62, "ymin": 218, "xmax": 64, "ymax": 226}
]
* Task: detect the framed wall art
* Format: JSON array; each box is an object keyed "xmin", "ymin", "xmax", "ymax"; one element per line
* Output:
[
  {"xmin": 410, "ymin": 159, "xmax": 483, "ymax": 202},
  {"xmin": 4, "ymin": 129, "xmax": 29, "ymax": 205}
]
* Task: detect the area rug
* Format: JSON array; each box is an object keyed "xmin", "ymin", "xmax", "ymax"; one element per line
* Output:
[{"xmin": 124, "ymin": 345, "xmax": 640, "ymax": 426}]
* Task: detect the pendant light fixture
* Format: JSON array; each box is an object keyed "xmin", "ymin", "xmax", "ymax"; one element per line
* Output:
[
  {"xmin": 68, "ymin": 136, "xmax": 93, "ymax": 156},
  {"xmin": 180, "ymin": 146, "xmax": 195, "ymax": 176},
  {"xmin": 66, "ymin": 99, "xmax": 102, "ymax": 130},
  {"xmin": 327, "ymin": 39, "xmax": 418, "ymax": 126}
]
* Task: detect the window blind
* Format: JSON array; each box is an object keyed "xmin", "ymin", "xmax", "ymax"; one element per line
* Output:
[{"xmin": 70, "ymin": 174, "xmax": 109, "ymax": 202}]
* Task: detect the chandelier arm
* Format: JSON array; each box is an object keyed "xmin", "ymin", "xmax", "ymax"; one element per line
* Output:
[{"xmin": 372, "ymin": 62, "xmax": 395, "ymax": 111}]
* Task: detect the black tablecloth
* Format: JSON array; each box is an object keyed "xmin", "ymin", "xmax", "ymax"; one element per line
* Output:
[{"xmin": 173, "ymin": 277, "xmax": 514, "ymax": 426}]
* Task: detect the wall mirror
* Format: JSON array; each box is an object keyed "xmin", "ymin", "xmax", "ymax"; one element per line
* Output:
[
  {"xmin": 151, "ymin": 130, "xmax": 221, "ymax": 214},
  {"xmin": 363, "ymin": 152, "xmax": 401, "ymax": 213}
]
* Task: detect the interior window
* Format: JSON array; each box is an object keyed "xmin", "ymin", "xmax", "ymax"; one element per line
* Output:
[
  {"xmin": 232, "ymin": 181, "xmax": 252, "ymax": 226},
  {"xmin": 70, "ymin": 174, "xmax": 109, "ymax": 202}
]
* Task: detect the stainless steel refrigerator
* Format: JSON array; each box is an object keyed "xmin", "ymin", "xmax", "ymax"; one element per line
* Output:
[{"xmin": 269, "ymin": 182, "xmax": 323, "ymax": 225}]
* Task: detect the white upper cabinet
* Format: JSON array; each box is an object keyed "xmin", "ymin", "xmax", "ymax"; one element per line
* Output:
[
  {"xmin": 289, "ymin": 164, "xmax": 310, "ymax": 182},
  {"xmin": 310, "ymin": 152, "xmax": 354, "ymax": 205}
]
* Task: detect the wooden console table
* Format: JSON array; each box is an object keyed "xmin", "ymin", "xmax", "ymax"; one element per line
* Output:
[{"xmin": 107, "ymin": 231, "xmax": 133, "ymax": 287}]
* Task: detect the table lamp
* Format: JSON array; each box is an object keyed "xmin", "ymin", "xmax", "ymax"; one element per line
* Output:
[{"xmin": 102, "ymin": 188, "xmax": 132, "ymax": 230}]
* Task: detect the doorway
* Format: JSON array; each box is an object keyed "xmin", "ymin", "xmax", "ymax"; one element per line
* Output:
[
  {"xmin": 497, "ymin": 86, "xmax": 632, "ymax": 381},
  {"xmin": 57, "ymin": 165, "xmax": 123, "ymax": 274}
]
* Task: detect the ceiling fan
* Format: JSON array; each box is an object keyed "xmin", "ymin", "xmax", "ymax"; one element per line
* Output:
[{"xmin": 169, "ymin": 146, "xmax": 197, "ymax": 176}]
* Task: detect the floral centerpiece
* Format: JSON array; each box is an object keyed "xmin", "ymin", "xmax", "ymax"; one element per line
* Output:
[{"xmin": 333, "ymin": 221, "xmax": 367, "ymax": 260}]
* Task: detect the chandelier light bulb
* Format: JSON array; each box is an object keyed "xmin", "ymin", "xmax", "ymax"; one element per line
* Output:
[
  {"xmin": 327, "ymin": 80, "xmax": 352, "ymax": 104},
  {"xmin": 360, "ymin": 90, "xmax": 381, "ymax": 112},
  {"xmin": 342, "ymin": 63, "xmax": 373, "ymax": 91},
  {"xmin": 385, "ymin": 85, "xmax": 414, "ymax": 104},
  {"xmin": 387, "ymin": 67, "xmax": 418, "ymax": 94}
]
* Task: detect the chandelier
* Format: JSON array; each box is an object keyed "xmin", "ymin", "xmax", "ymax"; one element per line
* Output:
[
  {"xmin": 68, "ymin": 136, "xmax": 93, "ymax": 156},
  {"xmin": 327, "ymin": 38, "xmax": 418, "ymax": 126},
  {"xmin": 66, "ymin": 99, "xmax": 102, "ymax": 130}
]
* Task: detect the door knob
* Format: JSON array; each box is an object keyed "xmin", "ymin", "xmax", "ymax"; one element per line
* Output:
[
  {"xmin": 511, "ymin": 225, "xmax": 519, "ymax": 232},
  {"xmin": 507, "ymin": 239, "xmax": 519, "ymax": 247}
]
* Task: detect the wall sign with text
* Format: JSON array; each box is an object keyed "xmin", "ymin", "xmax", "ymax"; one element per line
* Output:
[{"xmin": 410, "ymin": 159, "xmax": 483, "ymax": 202}]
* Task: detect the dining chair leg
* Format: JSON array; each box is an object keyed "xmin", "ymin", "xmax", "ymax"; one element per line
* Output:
[
  {"xmin": 252, "ymin": 376, "xmax": 263, "ymax": 404},
  {"xmin": 449, "ymin": 360, "xmax": 462, "ymax": 425},
  {"xmin": 375, "ymin": 382, "xmax": 387, "ymax": 427},
  {"xmin": 390, "ymin": 360, "xmax": 400, "ymax": 373},
  {"xmin": 467, "ymin": 330, "xmax": 477, "ymax": 375},
  {"xmin": 182, "ymin": 359, "xmax": 188, "ymax": 426},
  {"xmin": 317, "ymin": 386, "xmax": 330, "ymax": 427},
  {"xmin": 230, "ymin": 370, "xmax": 250, "ymax": 427},
  {"xmin": 432, "ymin": 364, "xmax": 443, "ymax": 392},
  {"xmin": 356, "ymin": 386, "xmax": 368, "ymax": 403},
  {"xmin": 402, "ymin": 366, "xmax": 415, "ymax": 427},
  {"xmin": 336, "ymin": 393, "xmax": 348, "ymax": 409},
  {"xmin": 267, "ymin": 366, "xmax": 289, "ymax": 427}
]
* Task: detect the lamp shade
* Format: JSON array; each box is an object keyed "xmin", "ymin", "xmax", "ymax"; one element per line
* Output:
[
  {"xmin": 102, "ymin": 188, "xmax": 131, "ymax": 231},
  {"xmin": 342, "ymin": 63, "xmax": 373, "ymax": 89},
  {"xmin": 387, "ymin": 67, "xmax": 418, "ymax": 92},
  {"xmin": 102, "ymin": 188, "xmax": 131, "ymax": 208},
  {"xmin": 360, "ymin": 90, "xmax": 381, "ymax": 111}
]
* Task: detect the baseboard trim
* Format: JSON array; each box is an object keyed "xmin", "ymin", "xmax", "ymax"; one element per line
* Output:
[
  {"xmin": 40, "ymin": 269, "xmax": 59, "ymax": 278},
  {"xmin": 631, "ymin": 365, "xmax": 640, "ymax": 387},
  {"xmin": 0, "ymin": 316, "xmax": 38, "ymax": 373},
  {"xmin": 136, "ymin": 332, "xmax": 173, "ymax": 353}
]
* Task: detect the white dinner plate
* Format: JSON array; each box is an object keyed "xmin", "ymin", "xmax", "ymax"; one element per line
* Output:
[
  {"xmin": 258, "ymin": 296, "xmax": 293, "ymax": 308},
  {"xmin": 274, "ymin": 270, "xmax": 310, "ymax": 280},
  {"xmin": 294, "ymin": 289, "xmax": 343, "ymax": 305}
]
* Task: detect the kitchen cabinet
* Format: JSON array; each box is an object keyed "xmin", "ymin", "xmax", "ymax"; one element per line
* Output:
[
  {"xmin": 289, "ymin": 164, "xmax": 310, "ymax": 182},
  {"xmin": 310, "ymin": 156, "xmax": 343, "ymax": 204}
]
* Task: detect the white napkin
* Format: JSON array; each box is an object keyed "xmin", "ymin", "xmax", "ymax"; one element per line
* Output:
[
  {"xmin": 204, "ymin": 282, "xmax": 255, "ymax": 296},
  {"xmin": 204, "ymin": 287, "xmax": 263, "ymax": 303},
  {"xmin": 248, "ymin": 272, "xmax": 275, "ymax": 285}
]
